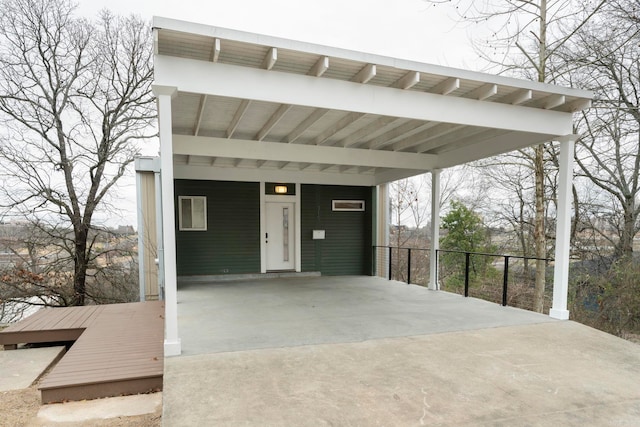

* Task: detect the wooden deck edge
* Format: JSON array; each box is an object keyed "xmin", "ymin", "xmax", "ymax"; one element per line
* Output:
[
  {"xmin": 0, "ymin": 329, "xmax": 85, "ymax": 348},
  {"xmin": 40, "ymin": 375, "xmax": 163, "ymax": 404}
]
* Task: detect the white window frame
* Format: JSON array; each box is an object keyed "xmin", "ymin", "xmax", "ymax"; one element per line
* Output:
[
  {"xmin": 178, "ymin": 196, "xmax": 207, "ymax": 231},
  {"xmin": 332, "ymin": 200, "xmax": 365, "ymax": 212}
]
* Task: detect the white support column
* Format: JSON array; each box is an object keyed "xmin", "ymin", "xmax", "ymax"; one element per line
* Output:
[
  {"xmin": 550, "ymin": 136, "xmax": 576, "ymax": 320},
  {"xmin": 376, "ymin": 184, "xmax": 390, "ymax": 277},
  {"xmin": 429, "ymin": 170, "xmax": 441, "ymax": 290},
  {"xmin": 135, "ymin": 170, "xmax": 146, "ymax": 302},
  {"xmin": 154, "ymin": 85, "xmax": 181, "ymax": 356}
]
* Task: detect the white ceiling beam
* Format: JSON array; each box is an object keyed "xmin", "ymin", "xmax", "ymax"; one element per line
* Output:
[
  {"xmin": 211, "ymin": 38, "xmax": 221, "ymax": 62},
  {"xmin": 257, "ymin": 104, "xmax": 292, "ymax": 141},
  {"xmin": 278, "ymin": 161, "xmax": 289, "ymax": 169},
  {"xmin": 256, "ymin": 159, "xmax": 266, "ymax": 168},
  {"xmin": 338, "ymin": 165, "xmax": 352, "ymax": 173},
  {"xmin": 352, "ymin": 64, "xmax": 376, "ymax": 84},
  {"xmin": 465, "ymin": 83, "xmax": 498, "ymax": 101},
  {"xmin": 193, "ymin": 95, "xmax": 208, "ymax": 136},
  {"xmin": 412, "ymin": 126, "xmax": 492, "ymax": 154},
  {"xmin": 366, "ymin": 122, "xmax": 437, "ymax": 149},
  {"xmin": 541, "ymin": 94, "xmax": 565, "ymax": 109},
  {"xmin": 558, "ymin": 98, "xmax": 591, "ymax": 113},
  {"xmin": 393, "ymin": 71, "xmax": 420, "ymax": 90},
  {"xmin": 175, "ymin": 164, "xmax": 377, "ymax": 187},
  {"xmin": 226, "ymin": 99, "xmax": 251, "ymax": 138},
  {"xmin": 174, "ymin": 134, "xmax": 438, "ymax": 170},
  {"xmin": 210, "ymin": 157, "xmax": 217, "ymax": 166},
  {"xmin": 309, "ymin": 56, "xmax": 329, "ymax": 77},
  {"xmin": 373, "ymin": 168, "xmax": 430, "ymax": 186},
  {"xmin": 430, "ymin": 77, "xmax": 460, "ymax": 95},
  {"xmin": 286, "ymin": 108, "xmax": 329, "ymax": 143},
  {"xmin": 319, "ymin": 164, "xmax": 333, "ymax": 172},
  {"xmin": 155, "ymin": 56, "xmax": 575, "ymax": 136},
  {"xmin": 391, "ymin": 123, "xmax": 466, "ymax": 152},
  {"xmin": 315, "ymin": 112, "xmax": 366, "ymax": 146},
  {"xmin": 262, "ymin": 47, "xmax": 277, "ymax": 70},
  {"xmin": 186, "ymin": 155, "xmax": 192, "ymax": 165},
  {"xmin": 298, "ymin": 162, "xmax": 311, "ymax": 170},
  {"xmin": 234, "ymin": 158, "xmax": 243, "ymax": 167},
  {"xmin": 153, "ymin": 29, "xmax": 159, "ymax": 55},
  {"xmin": 502, "ymin": 89, "xmax": 533, "ymax": 105},
  {"xmin": 341, "ymin": 116, "xmax": 400, "ymax": 148}
]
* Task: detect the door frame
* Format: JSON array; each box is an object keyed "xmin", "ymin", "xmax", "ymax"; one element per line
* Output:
[{"xmin": 260, "ymin": 182, "xmax": 301, "ymax": 273}]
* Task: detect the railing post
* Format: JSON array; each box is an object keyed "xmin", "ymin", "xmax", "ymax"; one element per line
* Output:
[
  {"xmin": 388, "ymin": 246, "xmax": 392, "ymax": 281},
  {"xmin": 407, "ymin": 248, "xmax": 411, "ymax": 285},
  {"xmin": 502, "ymin": 256, "xmax": 510, "ymax": 306},
  {"xmin": 464, "ymin": 252, "xmax": 470, "ymax": 297}
]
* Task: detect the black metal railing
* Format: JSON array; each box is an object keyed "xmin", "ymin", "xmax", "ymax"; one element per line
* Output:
[
  {"xmin": 372, "ymin": 245, "xmax": 553, "ymax": 312},
  {"xmin": 372, "ymin": 245, "xmax": 430, "ymax": 287},
  {"xmin": 436, "ymin": 249, "xmax": 552, "ymax": 312}
]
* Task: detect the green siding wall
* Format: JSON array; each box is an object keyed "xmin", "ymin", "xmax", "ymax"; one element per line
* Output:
[
  {"xmin": 301, "ymin": 185, "xmax": 373, "ymax": 275},
  {"xmin": 174, "ymin": 180, "xmax": 260, "ymax": 276}
]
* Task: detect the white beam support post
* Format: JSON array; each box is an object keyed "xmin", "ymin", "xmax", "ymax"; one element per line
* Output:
[
  {"xmin": 550, "ymin": 135, "xmax": 577, "ymax": 320},
  {"xmin": 154, "ymin": 85, "xmax": 181, "ymax": 356},
  {"xmin": 429, "ymin": 169, "xmax": 441, "ymax": 290},
  {"xmin": 377, "ymin": 184, "xmax": 390, "ymax": 278}
]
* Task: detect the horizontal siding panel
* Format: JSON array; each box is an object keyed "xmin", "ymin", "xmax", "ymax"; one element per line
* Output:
[{"xmin": 175, "ymin": 180, "xmax": 260, "ymax": 276}]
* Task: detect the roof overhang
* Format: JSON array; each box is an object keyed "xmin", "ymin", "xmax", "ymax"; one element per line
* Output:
[{"xmin": 152, "ymin": 16, "xmax": 592, "ymax": 186}]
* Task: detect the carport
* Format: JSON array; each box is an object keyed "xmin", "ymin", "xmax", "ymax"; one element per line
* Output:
[{"xmin": 147, "ymin": 16, "xmax": 593, "ymax": 356}]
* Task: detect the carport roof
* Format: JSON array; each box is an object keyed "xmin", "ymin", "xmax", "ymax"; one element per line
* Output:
[{"xmin": 152, "ymin": 17, "xmax": 592, "ymax": 186}]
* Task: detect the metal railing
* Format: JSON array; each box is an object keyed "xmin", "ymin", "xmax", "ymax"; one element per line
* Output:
[{"xmin": 372, "ymin": 245, "xmax": 553, "ymax": 312}]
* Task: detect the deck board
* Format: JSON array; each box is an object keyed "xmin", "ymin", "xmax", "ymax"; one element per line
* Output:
[{"xmin": 0, "ymin": 301, "xmax": 163, "ymax": 403}]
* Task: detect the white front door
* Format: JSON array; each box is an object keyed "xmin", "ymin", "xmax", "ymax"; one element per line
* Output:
[{"xmin": 265, "ymin": 202, "xmax": 295, "ymax": 271}]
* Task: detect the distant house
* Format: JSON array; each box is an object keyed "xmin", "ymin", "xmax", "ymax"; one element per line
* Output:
[{"xmin": 137, "ymin": 17, "xmax": 592, "ymax": 356}]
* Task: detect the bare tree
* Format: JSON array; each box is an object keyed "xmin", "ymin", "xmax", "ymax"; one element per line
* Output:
[
  {"xmin": 564, "ymin": 0, "xmax": 640, "ymax": 259},
  {"xmin": 0, "ymin": 0, "xmax": 155, "ymax": 306},
  {"xmin": 426, "ymin": 0, "xmax": 606, "ymax": 312}
]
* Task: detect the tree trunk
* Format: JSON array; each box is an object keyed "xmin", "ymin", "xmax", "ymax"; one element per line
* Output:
[
  {"xmin": 619, "ymin": 197, "xmax": 635, "ymax": 259},
  {"xmin": 73, "ymin": 226, "xmax": 89, "ymax": 306},
  {"xmin": 533, "ymin": 144, "xmax": 546, "ymax": 313}
]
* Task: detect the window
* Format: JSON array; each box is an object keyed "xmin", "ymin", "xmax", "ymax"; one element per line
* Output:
[
  {"xmin": 179, "ymin": 196, "xmax": 207, "ymax": 231},
  {"xmin": 332, "ymin": 200, "xmax": 365, "ymax": 211}
]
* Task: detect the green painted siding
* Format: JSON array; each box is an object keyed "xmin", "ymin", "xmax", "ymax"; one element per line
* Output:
[
  {"xmin": 174, "ymin": 180, "xmax": 260, "ymax": 276},
  {"xmin": 301, "ymin": 185, "xmax": 373, "ymax": 275}
]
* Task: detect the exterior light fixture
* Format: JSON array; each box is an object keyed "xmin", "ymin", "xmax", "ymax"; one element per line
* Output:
[{"xmin": 274, "ymin": 185, "xmax": 288, "ymax": 194}]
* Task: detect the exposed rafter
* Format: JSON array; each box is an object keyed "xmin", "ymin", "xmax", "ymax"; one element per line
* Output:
[
  {"xmin": 393, "ymin": 71, "xmax": 420, "ymax": 90},
  {"xmin": 341, "ymin": 116, "xmax": 400, "ymax": 148},
  {"xmin": 211, "ymin": 38, "xmax": 220, "ymax": 62},
  {"xmin": 501, "ymin": 89, "xmax": 532, "ymax": 105},
  {"xmin": 391, "ymin": 123, "xmax": 465, "ymax": 152},
  {"xmin": 262, "ymin": 47, "xmax": 277, "ymax": 70},
  {"xmin": 227, "ymin": 99, "xmax": 251, "ymax": 138},
  {"xmin": 366, "ymin": 122, "xmax": 437, "ymax": 150},
  {"xmin": 193, "ymin": 95, "xmax": 208, "ymax": 136},
  {"xmin": 309, "ymin": 56, "xmax": 329, "ymax": 77},
  {"xmin": 352, "ymin": 63, "xmax": 376, "ymax": 84},
  {"xmin": 465, "ymin": 83, "xmax": 497, "ymax": 101},
  {"xmin": 430, "ymin": 77, "xmax": 459, "ymax": 95},
  {"xmin": 257, "ymin": 104, "xmax": 292, "ymax": 141},
  {"xmin": 315, "ymin": 112, "xmax": 366, "ymax": 146}
]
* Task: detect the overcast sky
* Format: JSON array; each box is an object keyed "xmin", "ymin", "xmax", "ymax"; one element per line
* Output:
[{"xmin": 74, "ymin": 0, "xmax": 481, "ymax": 227}]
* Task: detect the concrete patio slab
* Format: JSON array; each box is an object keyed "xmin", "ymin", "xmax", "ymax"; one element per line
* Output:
[
  {"xmin": 163, "ymin": 321, "xmax": 640, "ymax": 426},
  {"xmin": 0, "ymin": 346, "xmax": 65, "ymax": 392},
  {"xmin": 177, "ymin": 276, "xmax": 555, "ymax": 355}
]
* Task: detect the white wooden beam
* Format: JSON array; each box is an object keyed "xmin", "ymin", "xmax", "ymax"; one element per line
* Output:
[
  {"xmin": 391, "ymin": 123, "xmax": 465, "ymax": 152},
  {"xmin": 412, "ymin": 126, "xmax": 489, "ymax": 154},
  {"xmin": 366, "ymin": 121, "xmax": 436, "ymax": 149},
  {"xmin": 430, "ymin": 77, "xmax": 459, "ymax": 95},
  {"xmin": 559, "ymin": 98, "xmax": 591, "ymax": 113},
  {"xmin": 352, "ymin": 63, "xmax": 376, "ymax": 84},
  {"xmin": 286, "ymin": 108, "xmax": 329, "ymax": 143},
  {"xmin": 309, "ymin": 56, "xmax": 329, "ymax": 77},
  {"xmin": 393, "ymin": 71, "xmax": 420, "ymax": 90},
  {"xmin": 173, "ymin": 134, "xmax": 438, "ymax": 170},
  {"xmin": 256, "ymin": 159, "xmax": 266, "ymax": 168},
  {"xmin": 502, "ymin": 89, "xmax": 533, "ymax": 105},
  {"xmin": 373, "ymin": 168, "xmax": 429, "ymax": 185},
  {"xmin": 465, "ymin": 83, "xmax": 498, "ymax": 101},
  {"xmin": 211, "ymin": 38, "xmax": 221, "ymax": 62},
  {"xmin": 257, "ymin": 104, "xmax": 292, "ymax": 141},
  {"xmin": 341, "ymin": 116, "xmax": 400, "ymax": 148},
  {"xmin": 154, "ymin": 56, "xmax": 575, "ymax": 136},
  {"xmin": 541, "ymin": 94, "xmax": 565, "ymax": 109},
  {"xmin": 315, "ymin": 112, "xmax": 365, "ymax": 146},
  {"xmin": 227, "ymin": 99, "xmax": 251, "ymax": 138},
  {"xmin": 278, "ymin": 161, "xmax": 289, "ymax": 169},
  {"xmin": 298, "ymin": 162, "xmax": 311, "ymax": 170},
  {"xmin": 193, "ymin": 95, "xmax": 208, "ymax": 136},
  {"xmin": 262, "ymin": 47, "xmax": 277, "ymax": 70}
]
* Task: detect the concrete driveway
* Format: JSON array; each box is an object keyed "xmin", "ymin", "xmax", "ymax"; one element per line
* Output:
[{"xmin": 163, "ymin": 276, "xmax": 640, "ymax": 426}]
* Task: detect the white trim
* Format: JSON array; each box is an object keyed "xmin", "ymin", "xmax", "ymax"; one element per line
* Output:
[
  {"xmin": 332, "ymin": 200, "xmax": 365, "ymax": 211},
  {"xmin": 259, "ymin": 182, "xmax": 266, "ymax": 273},
  {"xmin": 172, "ymin": 134, "xmax": 438, "ymax": 171},
  {"xmin": 295, "ymin": 183, "xmax": 301, "ymax": 273},
  {"xmin": 177, "ymin": 196, "xmax": 207, "ymax": 231},
  {"xmin": 155, "ymin": 56, "xmax": 575, "ymax": 137},
  {"xmin": 429, "ymin": 170, "xmax": 441, "ymax": 290}
]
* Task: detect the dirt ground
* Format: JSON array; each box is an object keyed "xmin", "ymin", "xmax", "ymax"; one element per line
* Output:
[
  {"xmin": 0, "ymin": 384, "xmax": 162, "ymax": 426},
  {"xmin": 0, "ymin": 344, "xmax": 161, "ymax": 427}
]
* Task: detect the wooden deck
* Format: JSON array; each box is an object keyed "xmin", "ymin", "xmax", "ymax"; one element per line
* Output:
[{"xmin": 0, "ymin": 301, "xmax": 164, "ymax": 403}]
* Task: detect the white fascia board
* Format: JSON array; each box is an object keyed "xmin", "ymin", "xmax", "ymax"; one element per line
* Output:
[
  {"xmin": 154, "ymin": 56, "xmax": 575, "ymax": 136},
  {"xmin": 374, "ymin": 169, "xmax": 431, "ymax": 185},
  {"xmin": 437, "ymin": 131, "xmax": 557, "ymax": 168},
  {"xmin": 174, "ymin": 164, "xmax": 376, "ymax": 186},
  {"xmin": 172, "ymin": 135, "xmax": 438, "ymax": 171},
  {"xmin": 152, "ymin": 17, "xmax": 592, "ymax": 100}
]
